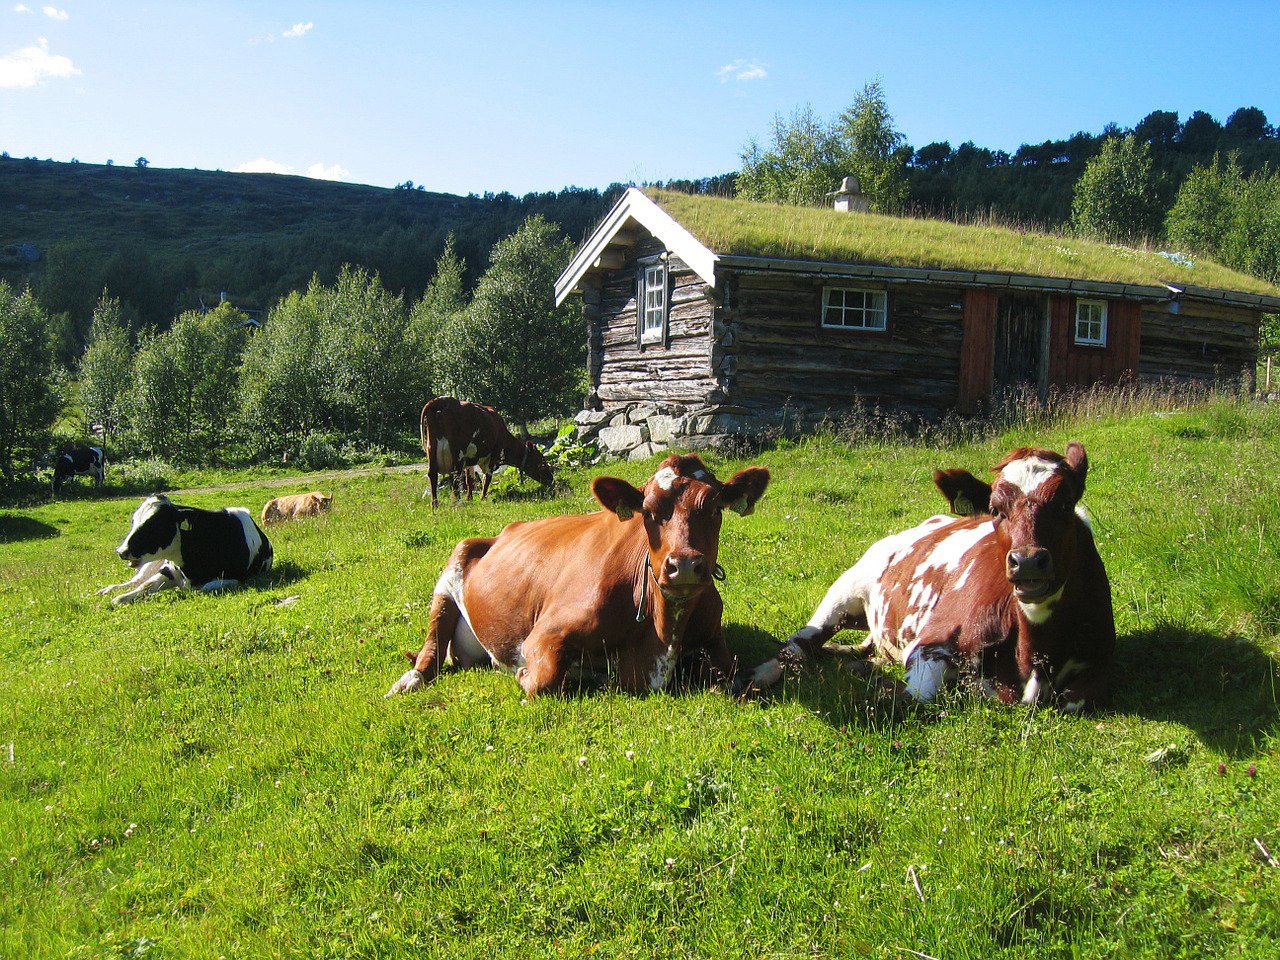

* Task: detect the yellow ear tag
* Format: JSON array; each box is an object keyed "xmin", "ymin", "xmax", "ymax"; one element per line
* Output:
[
  {"xmin": 954, "ymin": 494, "xmax": 973, "ymax": 516},
  {"xmin": 615, "ymin": 504, "xmax": 633, "ymax": 521}
]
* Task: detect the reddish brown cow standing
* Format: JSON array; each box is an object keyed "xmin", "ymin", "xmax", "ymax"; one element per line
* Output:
[
  {"xmin": 420, "ymin": 397, "xmax": 554, "ymax": 507},
  {"xmin": 744, "ymin": 442, "xmax": 1114, "ymax": 711},
  {"xmin": 387, "ymin": 454, "xmax": 770, "ymax": 697}
]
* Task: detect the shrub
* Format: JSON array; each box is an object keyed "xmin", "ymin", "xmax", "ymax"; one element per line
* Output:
[{"xmin": 296, "ymin": 432, "xmax": 346, "ymax": 471}]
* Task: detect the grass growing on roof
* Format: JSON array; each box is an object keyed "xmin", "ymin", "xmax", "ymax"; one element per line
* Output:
[
  {"xmin": 650, "ymin": 188, "xmax": 1280, "ymax": 297},
  {"xmin": 2, "ymin": 399, "xmax": 1279, "ymax": 958}
]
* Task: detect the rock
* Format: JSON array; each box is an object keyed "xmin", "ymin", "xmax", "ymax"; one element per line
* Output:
[
  {"xmin": 627, "ymin": 404, "xmax": 658, "ymax": 424},
  {"xmin": 597, "ymin": 424, "xmax": 647, "ymax": 452},
  {"xmin": 574, "ymin": 409, "xmax": 609, "ymax": 427},
  {"xmin": 627, "ymin": 442, "xmax": 657, "ymax": 461},
  {"xmin": 609, "ymin": 412, "xmax": 630, "ymax": 428},
  {"xmin": 647, "ymin": 415, "xmax": 682, "ymax": 444}
]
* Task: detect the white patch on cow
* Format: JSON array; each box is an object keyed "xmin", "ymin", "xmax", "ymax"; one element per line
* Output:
[
  {"xmin": 788, "ymin": 628, "xmax": 821, "ymax": 648},
  {"xmin": 436, "ymin": 438, "xmax": 453, "ymax": 472},
  {"xmin": 1017, "ymin": 584, "xmax": 1065, "ymax": 625},
  {"xmin": 900, "ymin": 579, "xmax": 941, "ymax": 641},
  {"xmin": 433, "ymin": 563, "xmax": 501, "ymax": 669},
  {"xmin": 227, "ymin": 507, "xmax": 266, "ymax": 569},
  {"xmin": 463, "ymin": 442, "xmax": 479, "ymax": 459},
  {"xmin": 654, "ymin": 466, "xmax": 678, "ymax": 490},
  {"xmin": 1054, "ymin": 658, "xmax": 1087, "ymax": 686},
  {"xmin": 953, "ymin": 559, "xmax": 976, "ymax": 591},
  {"xmin": 748, "ymin": 658, "xmax": 784, "ymax": 689},
  {"xmin": 1063, "ymin": 699, "xmax": 1086, "ymax": 714},
  {"xmin": 998, "ymin": 456, "xmax": 1062, "ymax": 495},
  {"xmin": 110, "ymin": 560, "xmax": 188, "ymax": 604},
  {"xmin": 902, "ymin": 641, "xmax": 950, "ymax": 701},
  {"xmin": 199, "ymin": 578, "xmax": 241, "ymax": 592},
  {"xmin": 385, "ymin": 669, "xmax": 426, "ymax": 697},
  {"xmin": 450, "ymin": 615, "xmax": 490, "ymax": 669},
  {"xmin": 1075, "ymin": 503, "xmax": 1093, "ymax": 529},
  {"xmin": 912, "ymin": 523, "xmax": 991, "ymax": 579},
  {"xmin": 648, "ymin": 645, "xmax": 679, "ymax": 690},
  {"xmin": 1021, "ymin": 671, "xmax": 1044, "ymax": 705}
]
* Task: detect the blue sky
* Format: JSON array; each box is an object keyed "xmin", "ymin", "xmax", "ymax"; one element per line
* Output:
[{"xmin": 2, "ymin": 1, "xmax": 1277, "ymax": 195}]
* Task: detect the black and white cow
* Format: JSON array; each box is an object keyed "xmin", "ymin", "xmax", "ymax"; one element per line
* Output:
[
  {"xmin": 98, "ymin": 495, "xmax": 274, "ymax": 604},
  {"xmin": 51, "ymin": 446, "xmax": 105, "ymax": 494}
]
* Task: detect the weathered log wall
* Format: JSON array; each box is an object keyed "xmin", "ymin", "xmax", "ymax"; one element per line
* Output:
[
  {"xmin": 1137, "ymin": 301, "xmax": 1259, "ymax": 385},
  {"xmin": 721, "ymin": 272, "xmax": 966, "ymax": 419},
  {"xmin": 594, "ymin": 238, "xmax": 716, "ymax": 408}
]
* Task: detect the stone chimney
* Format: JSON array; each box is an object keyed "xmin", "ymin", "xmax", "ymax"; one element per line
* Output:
[{"xmin": 828, "ymin": 175, "xmax": 869, "ymax": 213}]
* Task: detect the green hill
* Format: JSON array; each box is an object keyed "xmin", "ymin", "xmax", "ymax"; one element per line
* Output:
[{"xmin": 0, "ymin": 157, "xmax": 615, "ymax": 359}]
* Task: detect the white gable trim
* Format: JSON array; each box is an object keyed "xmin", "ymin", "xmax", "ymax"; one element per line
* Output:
[{"xmin": 553, "ymin": 187, "xmax": 719, "ymax": 305}]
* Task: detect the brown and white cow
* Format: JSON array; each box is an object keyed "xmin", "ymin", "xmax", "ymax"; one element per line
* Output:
[
  {"xmin": 261, "ymin": 491, "xmax": 334, "ymax": 524},
  {"xmin": 420, "ymin": 397, "xmax": 554, "ymax": 507},
  {"xmin": 387, "ymin": 453, "xmax": 770, "ymax": 697},
  {"xmin": 745, "ymin": 442, "xmax": 1114, "ymax": 711}
]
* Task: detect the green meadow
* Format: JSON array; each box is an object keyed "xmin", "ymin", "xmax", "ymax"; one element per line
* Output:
[{"xmin": 2, "ymin": 400, "xmax": 1278, "ymax": 959}]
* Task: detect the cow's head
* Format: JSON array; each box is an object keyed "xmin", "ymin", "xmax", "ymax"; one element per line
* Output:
[
  {"xmin": 521, "ymin": 442, "xmax": 554, "ymax": 488},
  {"xmin": 115, "ymin": 495, "xmax": 183, "ymax": 568},
  {"xmin": 936, "ymin": 443, "xmax": 1089, "ymax": 604},
  {"xmin": 593, "ymin": 454, "xmax": 769, "ymax": 601}
]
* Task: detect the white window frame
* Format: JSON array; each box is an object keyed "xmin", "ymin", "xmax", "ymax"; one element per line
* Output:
[
  {"xmin": 1074, "ymin": 298, "xmax": 1108, "ymax": 346},
  {"xmin": 641, "ymin": 262, "xmax": 666, "ymax": 344},
  {"xmin": 821, "ymin": 286, "xmax": 888, "ymax": 331}
]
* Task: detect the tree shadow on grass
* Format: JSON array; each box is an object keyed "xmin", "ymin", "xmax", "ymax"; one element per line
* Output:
[
  {"xmin": 0, "ymin": 514, "xmax": 60, "ymax": 544},
  {"xmin": 1110, "ymin": 624, "xmax": 1280, "ymax": 757}
]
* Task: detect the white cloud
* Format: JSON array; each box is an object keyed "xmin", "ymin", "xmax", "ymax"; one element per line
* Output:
[
  {"xmin": 0, "ymin": 37, "xmax": 79, "ymax": 88},
  {"xmin": 233, "ymin": 158, "xmax": 350, "ymax": 182},
  {"xmin": 717, "ymin": 59, "xmax": 767, "ymax": 83},
  {"xmin": 41, "ymin": 5, "xmax": 68, "ymax": 19},
  {"xmin": 305, "ymin": 162, "xmax": 350, "ymax": 181},
  {"xmin": 234, "ymin": 158, "xmax": 292, "ymax": 175},
  {"xmin": 13, "ymin": 4, "xmax": 31, "ymax": 13},
  {"xmin": 282, "ymin": 21, "xmax": 312, "ymax": 38}
]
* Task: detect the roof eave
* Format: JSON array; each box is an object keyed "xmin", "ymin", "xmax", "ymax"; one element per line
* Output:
[{"xmin": 554, "ymin": 187, "xmax": 719, "ymax": 305}]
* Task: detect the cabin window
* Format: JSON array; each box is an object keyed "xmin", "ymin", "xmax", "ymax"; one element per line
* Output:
[
  {"xmin": 1074, "ymin": 299, "xmax": 1108, "ymax": 346},
  {"xmin": 640, "ymin": 262, "xmax": 667, "ymax": 344},
  {"xmin": 821, "ymin": 286, "xmax": 887, "ymax": 331}
]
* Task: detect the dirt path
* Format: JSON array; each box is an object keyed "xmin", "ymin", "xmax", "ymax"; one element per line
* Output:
[{"xmin": 171, "ymin": 462, "xmax": 429, "ymax": 495}]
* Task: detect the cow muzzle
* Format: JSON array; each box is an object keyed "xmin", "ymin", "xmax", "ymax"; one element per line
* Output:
[
  {"xmin": 660, "ymin": 552, "xmax": 710, "ymax": 598},
  {"xmin": 1006, "ymin": 547, "xmax": 1055, "ymax": 600}
]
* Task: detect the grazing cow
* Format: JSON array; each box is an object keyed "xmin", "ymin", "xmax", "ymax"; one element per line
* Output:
[
  {"xmin": 98, "ymin": 495, "xmax": 273, "ymax": 604},
  {"xmin": 420, "ymin": 397, "xmax": 554, "ymax": 507},
  {"xmin": 51, "ymin": 446, "xmax": 105, "ymax": 494},
  {"xmin": 261, "ymin": 491, "xmax": 334, "ymax": 524},
  {"xmin": 387, "ymin": 453, "xmax": 770, "ymax": 697},
  {"xmin": 745, "ymin": 442, "xmax": 1114, "ymax": 711}
]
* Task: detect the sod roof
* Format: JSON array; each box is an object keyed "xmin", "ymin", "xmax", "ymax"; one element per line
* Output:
[{"xmin": 646, "ymin": 189, "xmax": 1280, "ymax": 303}]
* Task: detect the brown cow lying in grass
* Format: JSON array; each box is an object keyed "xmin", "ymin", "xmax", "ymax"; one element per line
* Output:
[
  {"xmin": 744, "ymin": 442, "xmax": 1114, "ymax": 711},
  {"xmin": 261, "ymin": 492, "xmax": 333, "ymax": 524},
  {"xmin": 388, "ymin": 453, "xmax": 769, "ymax": 697}
]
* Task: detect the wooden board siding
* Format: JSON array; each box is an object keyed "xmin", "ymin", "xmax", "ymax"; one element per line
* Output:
[
  {"xmin": 594, "ymin": 238, "xmax": 716, "ymax": 407},
  {"xmin": 1137, "ymin": 301, "xmax": 1259, "ymax": 385},
  {"xmin": 727, "ymin": 273, "xmax": 966, "ymax": 418},
  {"xmin": 957, "ymin": 289, "xmax": 996, "ymax": 413},
  {"xmin": 1046, "ymin": 296, "xmax": 1141, "ymax": 389}
]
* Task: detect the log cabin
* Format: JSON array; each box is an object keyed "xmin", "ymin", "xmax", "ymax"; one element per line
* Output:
[{"xmin": 554, "ymin": 187, "xmax": 1280, "ymax": 456}]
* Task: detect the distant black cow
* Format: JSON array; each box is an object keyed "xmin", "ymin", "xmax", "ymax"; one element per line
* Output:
[
  {"xmin": 97, "ymin": 495, "xmax": 274, "ymax": 604},
  {"xmin": 51, "ymin": 446, "xmax": 105, "ymax": 494}
]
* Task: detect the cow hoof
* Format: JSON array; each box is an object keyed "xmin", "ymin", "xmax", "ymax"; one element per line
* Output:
[{"xmin": 385, "ymin": 669, "xmax": 426, "ymax": 697}]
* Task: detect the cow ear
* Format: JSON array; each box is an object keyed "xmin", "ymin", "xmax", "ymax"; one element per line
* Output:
[
  {"xmin": 592, "ymin": 476, "xmax": 644, "ymax": 520},
  {"xmin": 721, "ymin": 466, "xmax": 770, "ymax": 516},
  {"xmin": 933, "ymin": 468, "xmax": 992, "ymax": 516},
  {"xmin": 1064, "ymin": 442, "xmax": 1087, "ymax": 497}
]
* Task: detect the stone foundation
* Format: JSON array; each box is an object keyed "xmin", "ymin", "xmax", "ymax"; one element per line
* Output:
[{"xmin": 575, "ymin": 401, "xmax": 768, "ymax": 459}]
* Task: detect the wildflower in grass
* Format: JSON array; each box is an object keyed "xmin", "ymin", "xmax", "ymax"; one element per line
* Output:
[
  {"xmin": 664, "ymin": 858, "xmax": 675, "ymax": 870},
  {"xmin": 1247, "ymin": 765, "xmax": 1257, "ymax": 778},
  {"xmin": 577, "ymin": 755, "xmax": 588, "ymax": 768},
  {"xmin": 1217, "ymin": 762, "xmax": 1227, "ymax": 776},
  {"xmin": 625, "ymin": 750, "xmax": 635, "ymax": 761}
]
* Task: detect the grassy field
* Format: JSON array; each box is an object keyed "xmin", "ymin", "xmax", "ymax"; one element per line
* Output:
[{"xmin": 2, "ymin": 401, "xmax": 1278, "ymax": 959}]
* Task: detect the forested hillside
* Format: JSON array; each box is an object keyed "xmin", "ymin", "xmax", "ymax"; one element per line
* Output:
[{"xmin": 0, "ymin": 157, "xmax": 615, "ymax": 362}]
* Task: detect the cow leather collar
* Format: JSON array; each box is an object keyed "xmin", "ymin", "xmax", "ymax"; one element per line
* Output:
[{"xmin": 635, "ymin": 555, "xmax": 728, "ymax": 623}]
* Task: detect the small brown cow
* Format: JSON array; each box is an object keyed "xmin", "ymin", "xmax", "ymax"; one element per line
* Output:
[
  {"xmin": 387, "ymin": 453, "xmax": 770, "ymax": 698},
  {"xmin": 420, "ymin": 397, "xmax": 554, "ymax": 507},
  {"xmin": 744, "ymin": 443, "xmax": 1114, "ymax": 711},
  {"xmin": 261, "ymin": 492, "xmax": 334, "ymax": 524}
]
